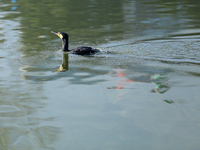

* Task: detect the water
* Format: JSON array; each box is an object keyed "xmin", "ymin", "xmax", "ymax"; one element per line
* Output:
[{"xmin": 0, "ymin": 0, "xmax": 200, "ymax": 149}]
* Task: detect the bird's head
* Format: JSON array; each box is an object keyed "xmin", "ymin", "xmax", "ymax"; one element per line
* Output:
[{"xmin": 51, "ymin": 31, "xmax": 68, "ymax": 40}]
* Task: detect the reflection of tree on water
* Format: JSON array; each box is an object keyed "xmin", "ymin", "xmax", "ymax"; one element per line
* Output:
[
  {"xmin": 151, "ymin": 74, "xmax": 169, "ymax": 94},
  {"xmin": 107, "ymin": 69, "xmax": 169, "ymax": 94},
  {"xmin": 107, "ymin": 69, "xmax": 134, "ymax": 89},
  {"xmin": 107, "ymin": 68, "xmax": 170, "ymax": 105}
]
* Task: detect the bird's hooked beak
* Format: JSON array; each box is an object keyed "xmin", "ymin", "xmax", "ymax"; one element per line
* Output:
[{"xmin": 51, "ymin": 31, "xmax": 63, "ymax": 39}]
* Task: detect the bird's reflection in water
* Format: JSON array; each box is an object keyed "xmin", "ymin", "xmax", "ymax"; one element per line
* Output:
[{"xmin": 53, "ymin": 52, "xmax": 68, "ymax": 72}]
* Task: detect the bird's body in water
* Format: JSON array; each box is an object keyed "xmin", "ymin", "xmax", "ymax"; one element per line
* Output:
[{"xmin": 51, "ymin": 31, "xmax": 100, "ymax": 55}]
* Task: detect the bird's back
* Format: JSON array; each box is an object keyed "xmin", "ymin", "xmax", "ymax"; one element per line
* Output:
[{"xmin": 70, "ymin": 46, "xmax": 99, "ymax": 55}]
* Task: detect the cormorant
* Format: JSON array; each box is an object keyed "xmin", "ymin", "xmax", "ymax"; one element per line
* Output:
[{"xmin": 51, "ymin": 31, "xmax": 100, "ymax": 55}]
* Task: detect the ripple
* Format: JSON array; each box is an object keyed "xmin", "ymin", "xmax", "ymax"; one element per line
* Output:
[{"xmin": 0, "ymin": 105, "xmax": 27, "ymax": 117}]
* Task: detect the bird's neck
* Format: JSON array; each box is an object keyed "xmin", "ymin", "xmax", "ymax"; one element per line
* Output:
[{"xmin": 62, "ymin": 38, "xmax": 69, "ymax": 52}]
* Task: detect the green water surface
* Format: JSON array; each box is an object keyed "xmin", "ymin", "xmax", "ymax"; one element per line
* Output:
[{"xmin": 0, "ymin": 0, "xmax": 200, "ymax": 149}]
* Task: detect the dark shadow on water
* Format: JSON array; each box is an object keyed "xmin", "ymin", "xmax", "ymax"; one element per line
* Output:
[
  {"xmin": 20, "ymin": 52, "xmax": 108, "ymax": 85},
  {"xmin": 52, "ymin": 52, "xmax": 69, "ymax": 72}
]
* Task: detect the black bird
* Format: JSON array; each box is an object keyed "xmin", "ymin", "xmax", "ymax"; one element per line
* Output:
[{"xmin": 51, "ymin": 31, "xmax": 100, "ymax": 55}]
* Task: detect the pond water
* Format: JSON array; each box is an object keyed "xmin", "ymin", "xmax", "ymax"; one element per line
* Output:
[{"xmin": 0, "ymin": 0, "xmax": 200, "ymax": 149}]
